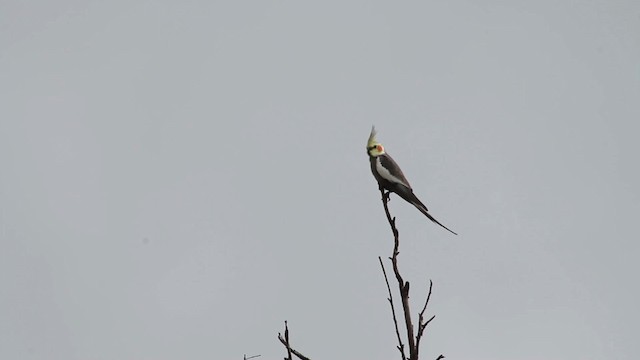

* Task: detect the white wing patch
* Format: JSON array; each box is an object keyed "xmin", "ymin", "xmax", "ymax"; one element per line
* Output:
[{"xmin": 376, "ymin": 158, "xmax": 411, "ymax": 188}]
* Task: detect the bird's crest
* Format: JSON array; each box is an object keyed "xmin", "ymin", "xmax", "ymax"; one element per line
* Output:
[{"xmin": 367, "ymin": 126, "xmax": 378, "ymax": 148}]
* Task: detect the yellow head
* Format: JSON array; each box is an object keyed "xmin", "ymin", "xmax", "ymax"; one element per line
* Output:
[{"xmin": 366, "ymin": 126, "xmax": 385, "ymax": 157}]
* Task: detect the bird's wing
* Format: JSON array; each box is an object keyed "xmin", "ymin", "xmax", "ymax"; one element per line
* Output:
[{"xmin": 376, "ymin": 154, "xmax": 412, "ymax": 188}]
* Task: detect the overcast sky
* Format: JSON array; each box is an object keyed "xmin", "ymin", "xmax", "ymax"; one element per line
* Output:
[{"xmin": 1, "ymin": 1, "xmax": 639, "ymax": 359}]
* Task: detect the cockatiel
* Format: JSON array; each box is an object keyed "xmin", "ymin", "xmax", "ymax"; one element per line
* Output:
[{"xmin": 367, "ymin": 126, "xmax": 457, "ymax": 235}]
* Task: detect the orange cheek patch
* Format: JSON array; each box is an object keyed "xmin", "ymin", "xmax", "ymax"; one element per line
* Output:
[{"xmin": 377, "ymin": 145, "xmax": 384, "ymax": 152}]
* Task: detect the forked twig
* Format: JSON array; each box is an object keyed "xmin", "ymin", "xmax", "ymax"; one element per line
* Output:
[
  {"xmin": 416, "ymin": 280, "xmax": 435, "ymax": 357},
  {"xmin": 277, "ymin": 321, "xmax": 311, "ymax": 360}
]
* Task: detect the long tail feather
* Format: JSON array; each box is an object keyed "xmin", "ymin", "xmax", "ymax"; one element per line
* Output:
[
  {"xmin": 412, "ymin": 201, "xmax": 458, "ymax": 235},
  {"xmin": 393, "ymin": 186, "xmax": 458, "ymax": 235}
]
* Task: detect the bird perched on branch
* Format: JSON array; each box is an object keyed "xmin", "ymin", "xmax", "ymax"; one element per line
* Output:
[{"xmin": 366, "ymin": 126, "xmax": 457, "ymax": 235}]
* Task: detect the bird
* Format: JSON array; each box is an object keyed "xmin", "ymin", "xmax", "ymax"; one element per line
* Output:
[{"xmin": 366, "ymin": 126, "xmax": 457, "ymax": 235}]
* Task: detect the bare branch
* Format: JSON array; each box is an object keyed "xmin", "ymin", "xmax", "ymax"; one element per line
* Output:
[
  {"xmin": 380, "ymin": 189, "xmax": 444, "ymax": 360},
  {"xmin": 277, "ymin": 321, "xmax": 311, "ymax": 360},
  {"xmin": 379, "ymin": 256, "xmax": 407, "ymax": 360},
  {"xmin": 381, "ymin": 189, "xmax": 417, "ymax": 360},
  {"xmin": 244, "ymin": 355, "xmax": 261, "ymax": 360}
]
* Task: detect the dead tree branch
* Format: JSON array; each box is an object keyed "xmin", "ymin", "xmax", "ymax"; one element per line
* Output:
[
  {"xmin": 379, "ymin": 189, "xmax": 443, "ymax": 360},
  {"xmin": 277, "ymin": 321, "xmax": 311, "ymax": 360},
  {"xmin": 379, "ymin": 256, "xmax": 407, "ymax": 360}
]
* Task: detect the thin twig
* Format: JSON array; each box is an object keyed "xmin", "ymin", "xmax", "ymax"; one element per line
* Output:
[
  {"xmin": 416, "ymin": 280, "xmax": 435, "ymax": 354},
  {"xmin": 379, "ymin": 256, "xmax": 407, "ymax": 360},
  {"xmin": 244, "ymin": 355, "xmax": 261, "ymax": 360},
  {"xmin": 420, "ymin": 280, "xmax": 434, "ymax": 316},
  {"xmin": 277, "ymin": 321, "xmax": 311, "ymax": 360},
  {"xmin": 285, "ymin": 321, "xmax": 292, "ymax": 360}
]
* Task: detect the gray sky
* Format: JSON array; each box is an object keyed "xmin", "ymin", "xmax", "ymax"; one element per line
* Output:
[{"xmin": 1, "ymin": 1, "xmax": 639, "ymax": 359}]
